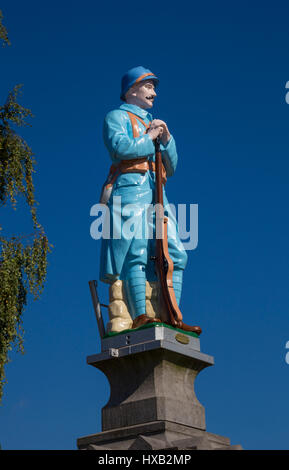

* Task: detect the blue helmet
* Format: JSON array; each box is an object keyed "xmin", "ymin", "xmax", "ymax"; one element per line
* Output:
[{"xmin": 120, "ymin": 66, "xmax": 159, "ymax": 101}]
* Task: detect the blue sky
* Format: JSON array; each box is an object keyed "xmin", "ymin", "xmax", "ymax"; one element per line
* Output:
[{"xmin": 0, "ymin": 0, "xmax": 289, "ymax": 450}]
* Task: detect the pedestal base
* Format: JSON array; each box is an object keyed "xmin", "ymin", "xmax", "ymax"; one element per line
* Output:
[
  {"xmin": 77, "ymin": 324, "xmax": 242, "ymax": 450},
  {"xmin": 77, "ymin": 420, "xmax": 242, "ymax": 450}
]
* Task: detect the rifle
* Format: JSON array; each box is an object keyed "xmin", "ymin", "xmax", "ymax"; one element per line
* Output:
[
  {"xmin": 153, "ymin": 137, "xmax": 202, "ymax": 335},
  {"xmin": 153, "ymin": 137, "xmax": 183, "ymax": 326}
]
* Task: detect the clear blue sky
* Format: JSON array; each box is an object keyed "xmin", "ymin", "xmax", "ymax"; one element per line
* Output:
[{"xmin": 1, "ymin": 0, "xmax": 289, "ymax": 450}]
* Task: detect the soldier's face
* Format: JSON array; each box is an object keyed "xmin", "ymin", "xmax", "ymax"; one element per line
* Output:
[{"xmin": 125, "ymin": 80, "xmax": 157, "ymax": 109}]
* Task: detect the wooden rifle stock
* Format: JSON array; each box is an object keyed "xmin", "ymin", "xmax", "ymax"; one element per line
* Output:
[{"xmin": 154, "ymin": 138, "xmax": 183, "ymax": 326}]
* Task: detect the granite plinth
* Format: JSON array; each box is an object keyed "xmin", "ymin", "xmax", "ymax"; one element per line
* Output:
[
  {"xmin": 77, "ymin": 324, "xmax": 242, "ymax": 450},
  {"xmin": 77, "ymin": 420, "xmax": 242, "ymax": 450}
]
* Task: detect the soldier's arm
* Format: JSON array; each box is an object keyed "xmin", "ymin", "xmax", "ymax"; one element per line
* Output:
[
  {"xmin": 160, "ymin": 136, "xmax": 178, "ymax": 177},
  {"xmin": 103, "ymin": 110, "xmax": 155, "ymax": 161}
]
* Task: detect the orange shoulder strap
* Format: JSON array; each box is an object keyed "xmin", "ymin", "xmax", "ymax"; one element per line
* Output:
[{"xmin": 126, "ymin": 111, "xmax": 150, "ymax": 138}]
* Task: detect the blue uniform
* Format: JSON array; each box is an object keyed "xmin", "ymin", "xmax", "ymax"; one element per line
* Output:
[{"xmin": 99, "ymin": 103, "xmax": 187, "ymax": 318}]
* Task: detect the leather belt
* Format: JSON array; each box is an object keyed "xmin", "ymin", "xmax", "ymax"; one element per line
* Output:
[{"xmin": 118, "ymin": 157, "xmax": 166, "ymax": 183}]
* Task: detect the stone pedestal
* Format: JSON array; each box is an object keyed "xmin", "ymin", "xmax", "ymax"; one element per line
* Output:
[{"xmin": 77, "ymin": 324, "xmax": 242, "ymax": 450}]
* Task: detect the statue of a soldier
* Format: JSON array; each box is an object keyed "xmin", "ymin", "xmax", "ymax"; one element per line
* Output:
[{"xmin": 99, "ymin": 66, "xmax": 201, "ymax": 335}]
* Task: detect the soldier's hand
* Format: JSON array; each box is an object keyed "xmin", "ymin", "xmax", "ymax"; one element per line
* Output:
[
  {"xmin": 150, "ymin": 119, "xmax": 171, "ymax": 145},
  {"xmin": 148, "ymin": 126, "xmax": 163, "ymax": 141}
]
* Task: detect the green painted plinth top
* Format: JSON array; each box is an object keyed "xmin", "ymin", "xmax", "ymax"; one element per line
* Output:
[{"xmin": 104, "ymin": 322, "xmax": 199, "ymax": 339}]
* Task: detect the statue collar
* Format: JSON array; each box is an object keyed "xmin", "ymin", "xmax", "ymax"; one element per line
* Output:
[{"xmin": 119, "ymin": 103, "xmax": 152, "ymax": 122}]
